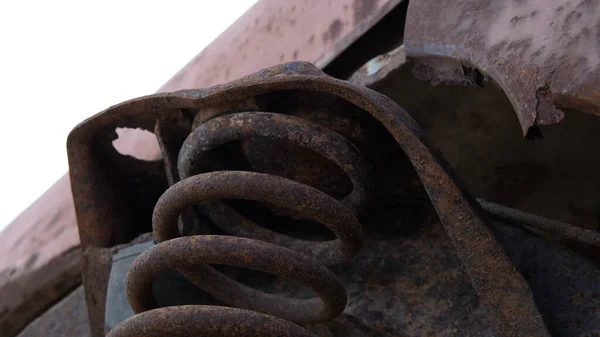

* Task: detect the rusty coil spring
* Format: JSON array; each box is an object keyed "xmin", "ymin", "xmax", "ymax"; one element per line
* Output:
[{"xmin": 108, "ymin": 112, "xmax": 372, "ymax": 336}]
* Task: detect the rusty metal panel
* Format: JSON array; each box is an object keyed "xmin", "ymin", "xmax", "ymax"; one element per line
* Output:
[
  {"xmin": 403, "ymin": 0, "xmax": 600, "ymax": 135},
  {"xmin": 159, "ymin": 0, "xmax": 403, "ymax": 92}
]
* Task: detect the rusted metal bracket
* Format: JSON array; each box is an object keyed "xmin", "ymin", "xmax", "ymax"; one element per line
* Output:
[
  {"xmin": 68, "ymin": 62, "xmax": 550, "ymax": 336},
  {"xmin": 403, "ymin": 0, "xmax": 600, "ymax": 135}
]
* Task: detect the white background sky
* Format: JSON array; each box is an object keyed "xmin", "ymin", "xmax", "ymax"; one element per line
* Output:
[{"xmin": 0, "ymin": 1, "xmax": 257, "ymax": 231}]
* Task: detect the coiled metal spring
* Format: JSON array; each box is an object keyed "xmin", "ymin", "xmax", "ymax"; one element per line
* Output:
[{"xmin": 108, "ymin": 112, "xmax": 371, "ymax": 336}]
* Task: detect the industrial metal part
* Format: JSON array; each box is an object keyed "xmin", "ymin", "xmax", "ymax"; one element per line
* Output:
[
  {"xmin": 68, "ymin": 62, "xmax": 554, "ymax": 336},
  {"xmin": 403, "ymin": 0, "xmax": 600, "ymax": 135},
  {"xmin": 8, "ymin": 0, "xmax": 600, "ymax": 336},
  {"xmin": 479, "ymin": 198, "xmax": 600, "ymax": 247}
]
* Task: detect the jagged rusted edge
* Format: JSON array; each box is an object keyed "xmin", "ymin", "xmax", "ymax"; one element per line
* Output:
[
  {"xmin": 403, "ymin": 0, "xmax": 600, "ymax": 136},
  {"xmin": 67, "ymin": 61, "xmax": 550, "ymax": 337}
]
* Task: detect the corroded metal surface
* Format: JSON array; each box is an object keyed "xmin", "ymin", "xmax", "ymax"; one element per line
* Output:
[
  {"xmin": 108, "ymin": 219, "xmax": 600, "ymax": 336},
  {"xmin": 108, "ymin": 221, "xmax": 496, "ymax": 337},
  {"xmin": 491, "ymin": 222, "xmax": 600, "ymax": 337},
  {"xmin": 350, "ymin": 59, "xmax": 600, "ymax": 268},
  {"xmin": 178, "ymin": 112, "xmax": 371, "ymax": 215},
  {"xmin": 1, "ymin": 3, "xmax": 408, "ymax": 333},
  {"xmin": 480, "ymin": 198, "xmax": 600, "ymax": 247},
  {"xmin": 159, "ymin": 0, "xmax": 404, "ymax": 93},
  {"xmin": 404, "ymin": 0, "xmax": 600, "ymax": 135},
  {"xmin": 127, "ymin": 236, "xmax": 348, "ymax": 324},
  {"xmin": 108, "ymin": 306, "xmax": 317, "ymax": 337},
  {"xmin": 69, "ymin": 62, "xmax": 550, "ymax": 336},
  {"xmin": 126, "ymin": 108, "xmax": 372, "ymax": 333},
  {"xmin": 153, "ymin": 172, "xmax": 362, "ymax": 264},
  {"xmin": 9, "ymin": 4, "xmax": 600, "ymax": 337}
]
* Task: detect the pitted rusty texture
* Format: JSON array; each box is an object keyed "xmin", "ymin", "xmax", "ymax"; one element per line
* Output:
[
  {"xmin": 153, "ymin": 171, "xmax": 363, "ymax": 265},
  {"xmin": 68, "ymin": 62, "xmax": 550, "ymax": 336},
  {"xmin": 178, "ymin": 112, "xmax": 371, "ymax": 215},
  {"xmin": 404, "ymin": 0, "xmax": 600, "ymax": 135},
  {"xmin": 126, "ymin": 236, "xmax": 348, "ymax": 324},
  {"xmin": 128, "ymin": 109, "xmax": 369, "ymax": 333},
  {"xmin": 107, "ymin": 306, "xmax": 317, "ymax": 337},
  {"xmin": 116, "ymin": 105, "xmax": 371, "ymax": 333}
]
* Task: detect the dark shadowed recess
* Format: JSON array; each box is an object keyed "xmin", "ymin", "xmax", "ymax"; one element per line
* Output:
[{"xmin": 323, "ymin": 1, "xmax": 409, "ymax": 79}]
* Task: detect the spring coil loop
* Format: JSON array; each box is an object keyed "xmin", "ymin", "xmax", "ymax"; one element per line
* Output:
[{"xmin": 108, "ymin": 112, "xmax": 370, "ymax": 336}]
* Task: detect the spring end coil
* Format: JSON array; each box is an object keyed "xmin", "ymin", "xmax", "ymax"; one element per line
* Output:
[{"xmin": 108, "ymin": 306, "xmax": 317, "ymax": 337}]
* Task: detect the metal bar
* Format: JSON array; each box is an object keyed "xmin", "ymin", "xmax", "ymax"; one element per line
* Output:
[{"xmin": 479, "ymin": 198, "xmax": 600, "ymax": 248}]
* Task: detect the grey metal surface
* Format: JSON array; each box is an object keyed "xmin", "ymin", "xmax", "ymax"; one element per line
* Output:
[{"xmin": 105, "ymin": 241, "xmax": 154, "ymax": 333}]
